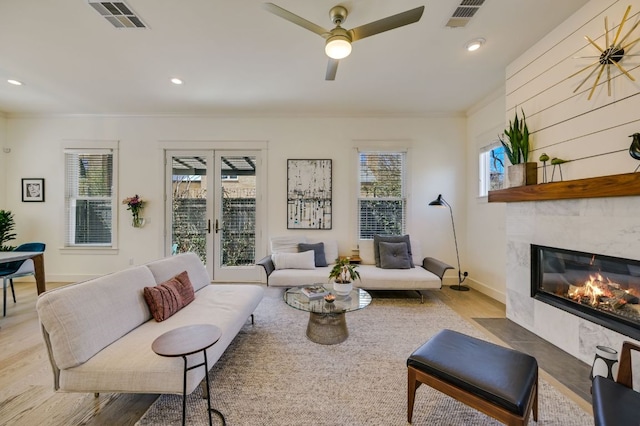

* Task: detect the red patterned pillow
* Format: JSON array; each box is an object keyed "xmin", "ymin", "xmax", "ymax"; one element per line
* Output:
[{"xmin": 143, "ymin": 270, "xmax": 195, "ymax": 322}]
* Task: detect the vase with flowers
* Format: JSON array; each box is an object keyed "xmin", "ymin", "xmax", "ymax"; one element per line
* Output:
[
  {"xmin": 122, "ymin": 194, "xmax": 145, "ymax": 227},
  {"xmin": 328, "ymin": 257, "xmax": 360, "ymax": 296}
]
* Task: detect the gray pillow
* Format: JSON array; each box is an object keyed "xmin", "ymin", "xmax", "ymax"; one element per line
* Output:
[
  {"xmin": 379, "ymin": 242, "xmax": 411, "ymax": 269},
  {"xmin": 298, "ymin": 242, "xmax": 327, "ymax": 267},
  {"xmin": 373, "ymin": 234, "xmax": 414, "ymax": 268}
]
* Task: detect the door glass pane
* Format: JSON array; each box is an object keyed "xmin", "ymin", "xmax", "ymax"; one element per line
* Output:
[
  {"xmin": 220, "ymin": 155, "xmax": 256, "ymax": 266},
  {"xmin": 171, "ymin": 156, "xmax": 207, "ymax": 264}
]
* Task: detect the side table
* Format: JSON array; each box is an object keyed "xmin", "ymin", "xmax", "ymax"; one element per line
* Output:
[{"xmin": 152, "ymin": 324, "xmax": 224, "ymax": 426}]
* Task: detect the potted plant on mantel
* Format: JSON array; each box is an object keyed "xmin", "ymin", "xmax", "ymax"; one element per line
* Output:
[
  {"xmin": 499, "ymin": 109, "xmax": 537, "ymax": 187},
  {"xmin": 328, "ymin": 257, "xmax": 360, "ymax": 296}
]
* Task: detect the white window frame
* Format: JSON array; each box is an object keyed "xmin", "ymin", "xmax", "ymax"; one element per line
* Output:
[
  {"xmin": 478, "ymin": 140, "xmax": 505, "ymax": 197},
  {"xmin": 356, "ymin": 149, "xmax": 407, "ymax": 240},
  {"xmin": 61, "ymin": 140, "xmax": 119, "ymax": 252}
]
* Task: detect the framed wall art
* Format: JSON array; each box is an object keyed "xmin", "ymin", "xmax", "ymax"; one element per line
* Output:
[
  {"xmin": 22, "ymin": 178, "xmax": 45, "ymax": 202},
  {"xmin": 287, "ymin": 159, "xmax": 332, "ymax": 229}
]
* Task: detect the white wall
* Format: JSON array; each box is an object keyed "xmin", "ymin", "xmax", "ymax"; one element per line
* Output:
[
  {"xmin": 465, "ymin": 89, "xmax": 508, "ymax": 302},
  {"xmin": 501, "ymin": 0, "xmax": 640, "ymax": 360},
  {"xmin": 0, "ymin": 114, "xmax": 5, "ymax": 207},
  {"xmin": 4, "ymin": 115, "xmax": 466, "ymax": 282}
]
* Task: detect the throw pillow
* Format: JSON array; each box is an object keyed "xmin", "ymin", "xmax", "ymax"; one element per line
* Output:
[
  {"xmin": 379, "ymin": 241, "xmax": 412, "ymax": 269},
  {"xmin": 143, "ymin": 270, "xmax": 195, "ymax": 322},
  {"xmin": 272, "ymin": 250, "xmax": 316, "ymax": 270},
  {"xmin": 373, "ymin": 234, "xmax": 414, "ymax": 268},
  {"xmin": 298, "ymin": 242, "xmax": 328, "ymax": 267}
]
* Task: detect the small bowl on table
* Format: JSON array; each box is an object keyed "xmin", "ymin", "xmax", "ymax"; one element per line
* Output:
[{"xmin": 324, "ymin": 293, "xmax": 336, "ymax": 304}]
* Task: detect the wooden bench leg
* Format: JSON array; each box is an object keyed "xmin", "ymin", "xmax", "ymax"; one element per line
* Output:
[{"xmin": 407, "ymin": 366, "xmax": 422, "ymax": 424}]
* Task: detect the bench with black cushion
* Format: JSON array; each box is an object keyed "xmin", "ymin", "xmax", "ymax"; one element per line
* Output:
[
  {"xmin": 591, "ymin": 341, "xmax": 640, "ymax": 426},
  {"xmin": 407, "ymin": 329, "xmax": 538, "ymax": 425}
]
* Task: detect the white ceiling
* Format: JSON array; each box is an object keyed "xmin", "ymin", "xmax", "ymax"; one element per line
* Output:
[{"xmin": 0, "ymin": 0, "xmax": 590, "ymax": 116}]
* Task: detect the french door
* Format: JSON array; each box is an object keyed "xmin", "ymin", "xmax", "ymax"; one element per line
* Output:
[{"xmin": 166, "ymin": 150, "xmax": 263, "ymax": 282}]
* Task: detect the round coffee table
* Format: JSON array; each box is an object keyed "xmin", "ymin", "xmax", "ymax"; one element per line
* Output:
[
  {"xmin": 284, "ymin": 285, "xmax": 372, "ymax": 345},
  {"xmin": 152, "ymin": 324, "xmax": 224, "ymax": 426}
]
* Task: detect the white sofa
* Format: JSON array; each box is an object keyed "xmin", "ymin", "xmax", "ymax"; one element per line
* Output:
[
  {"xmin": 257, "ymin": 236, "xmax": 453, "ymax": 301},
  {"xmin": 36, "ymin": 253, "xmax": 264, "ymax": 395}
]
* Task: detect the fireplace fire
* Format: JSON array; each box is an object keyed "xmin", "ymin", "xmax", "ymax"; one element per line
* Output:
[{"xmin": 531, "ymin": 245, "xmax": 640, "ymax": 340}]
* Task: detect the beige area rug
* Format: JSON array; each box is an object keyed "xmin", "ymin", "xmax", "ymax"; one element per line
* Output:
[{"xmin": 137, "ymin": 291, "xmax": 592, "ymax": 426}]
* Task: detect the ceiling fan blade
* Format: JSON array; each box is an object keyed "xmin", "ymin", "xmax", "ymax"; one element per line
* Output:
[
  {"xmin": 348, "ymin": 6, "xmax": 424, "ymax": 42},
  {"xmin": 325, "ymin": 59, "xmax": 339, "ymax": 81},
  {"xmin": 262, "ymin": 3, "xmax": 329, "ymax": 37}
]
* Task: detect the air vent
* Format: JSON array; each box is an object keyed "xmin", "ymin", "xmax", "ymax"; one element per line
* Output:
[
  {"xmin": 446, "ymin": 0, "xmax": 485, "ymax": 28},
  {"xmin": 88, "ymin": 1, "xmax": 146, "ymax": 28}
]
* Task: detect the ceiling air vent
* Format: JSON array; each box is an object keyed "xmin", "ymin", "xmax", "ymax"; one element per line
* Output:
[
  {"xmin": 88, "ymin": 1, "xmax": 146, "ymax": 28},
  {"xmin": 446, "ymin": 0, "xmax": 485, "ymax": 28}
]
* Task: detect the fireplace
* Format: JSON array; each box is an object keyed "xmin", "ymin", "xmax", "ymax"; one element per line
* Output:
[{"xmin": 531, "ymin": 245, "xmax": 640, "ymax": 341}]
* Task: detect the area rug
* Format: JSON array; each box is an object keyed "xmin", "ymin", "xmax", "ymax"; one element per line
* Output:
[{"xmin": 136, "ymin": 291, "xmax": 592, "ymax": 425}]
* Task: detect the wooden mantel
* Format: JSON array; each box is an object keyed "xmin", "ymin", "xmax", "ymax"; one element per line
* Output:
[{"xmin": 488, "ymin": 172, "xmax": 640, "ymax": 202}]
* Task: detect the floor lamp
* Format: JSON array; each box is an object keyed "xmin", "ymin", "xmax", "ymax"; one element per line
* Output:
[{"xmin": 429, "ymin": 194, "xmax": 469, "ymax": 291}]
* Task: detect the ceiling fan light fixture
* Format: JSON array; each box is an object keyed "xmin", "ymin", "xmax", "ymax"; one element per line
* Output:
[
  {"xmin": 465, "ymin": 38, "xmax": 485, "ymax": 52},
  {"xmin": 325, "ymin": 35, "xmax": 352, "ymax": 59}
]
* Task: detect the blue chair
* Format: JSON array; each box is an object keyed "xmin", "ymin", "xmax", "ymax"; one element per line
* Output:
[{"xmin": 1, "ymin": 242, "xmax": 46, "ymax": 317}]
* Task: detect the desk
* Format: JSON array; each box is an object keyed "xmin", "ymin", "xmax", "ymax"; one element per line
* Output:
[{"xmin": 0, "ymin": 252, "xmax": 46, "ymax": 294}]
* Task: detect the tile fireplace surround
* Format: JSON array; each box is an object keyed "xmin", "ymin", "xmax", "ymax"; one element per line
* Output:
[{"xmin": 506, "ymin": 196, "xmax": 640, "ymax": 364}]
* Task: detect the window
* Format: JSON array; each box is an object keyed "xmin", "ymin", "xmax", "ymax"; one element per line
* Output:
[
  {"xmin": 479, "ymin": 143, "xmax": 505, "ymax": 197},
  {"xmin": 357, "ymin": 151, "xmax": 406, "ymax": 239},
  {"xmin": 64, "ymin": 147, "xmax": 117, "ymax": 247}
]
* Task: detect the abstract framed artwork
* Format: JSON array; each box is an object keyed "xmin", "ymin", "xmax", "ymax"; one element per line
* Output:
[
  {"xmin": 22, "ymin": 178, "xmax": 45, "ymax": 202},
  {"xmin": 287, "ymin": 159, "xmax": 332, "ymax": 229}
]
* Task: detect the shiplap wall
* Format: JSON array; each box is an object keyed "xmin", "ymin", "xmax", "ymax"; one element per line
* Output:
[{"xmin": 506, "ymin": 0, "xmax": 640, "ymax": 180}]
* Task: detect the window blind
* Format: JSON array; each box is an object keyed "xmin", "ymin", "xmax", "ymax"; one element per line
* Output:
[
  {"xmin": 357, "ymin": 151, "xmax": 406, "ymax": 239},
  {"xmin": 64, "ymin": 149, "xmax": 114, "ymax": 246}
]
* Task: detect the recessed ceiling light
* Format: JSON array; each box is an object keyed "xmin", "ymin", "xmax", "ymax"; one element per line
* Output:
[
  {"xmin": 465, "ymin": 38, "xmax": 485, "ymax": 52},
  {"xmin": 7, "ymin": 79, "xmax": 23, "ymax": 86},
  {"xmin": 170, "ymin": 78, "xmax": 183, "ymax": 85}
]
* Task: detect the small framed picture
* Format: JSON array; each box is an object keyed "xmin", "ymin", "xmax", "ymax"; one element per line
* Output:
[{"xmin": 22, "ymin": 178, "xmax": 45, "ymax": 202}]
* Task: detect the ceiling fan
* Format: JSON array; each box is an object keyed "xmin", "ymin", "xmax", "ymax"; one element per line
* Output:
[{"xmin": 262, "ymin": 3, "xmax": 425, "ymax": 80}]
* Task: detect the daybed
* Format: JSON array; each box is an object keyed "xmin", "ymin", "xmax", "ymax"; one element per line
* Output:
[
  {"xmin": 36, "ymin": 252, "xmax": 264, "ymax": 395},
  {"xmin": 257, "ymin": 236, "xmax": 453, "ymax": 301}
]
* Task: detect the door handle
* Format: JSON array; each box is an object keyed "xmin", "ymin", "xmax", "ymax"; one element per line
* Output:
[
  {"xmin": 215, "ymin": 219, "xmax": 220, "ymax": 234},
  {"xmin": 207, "ymin": 219, "xmax": 211, "ymax": 234}
]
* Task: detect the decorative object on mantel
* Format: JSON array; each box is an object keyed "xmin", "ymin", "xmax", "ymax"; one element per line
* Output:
[
  {"xmin": 499, "ymin": 109, "xmax": 537, "ymax": 187},
  {"xmin": 550, "ymin": 157, "xmax": 567, "ymax": 182},
  {"xmin": 539, "ymin": 153, "xmax": 549, "ymax": 183},
  {"xmin": 629, "ymin": 133, "xmax": 640, "ymax": 172},
  {"xmin": 122, "ymin": 194, "xmax": 145, "ymax": 228},
  {"xmin": 428, "ymin": 194, "xmax": 469, "ymax": 291},
  {"xmin": 589, "ymin": 345, "xmax": 619, "ymax": 381},
  {"xmin": 570, "ymin": 5, "xmax": 638, "ymax": 100}
]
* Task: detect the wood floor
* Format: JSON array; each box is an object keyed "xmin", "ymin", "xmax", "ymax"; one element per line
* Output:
[{"xmin": 0, "ymin": 281, "xmax": 590, "ymax": 425}]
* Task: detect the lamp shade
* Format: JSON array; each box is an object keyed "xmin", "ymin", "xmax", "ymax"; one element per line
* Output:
[
  {"xmin": 428, "ymin": 194, "xmax": 446, "ymax": 207},
  {"xmin": 325, "ymin": 35, "xmax": 352, "ymax": 59}
]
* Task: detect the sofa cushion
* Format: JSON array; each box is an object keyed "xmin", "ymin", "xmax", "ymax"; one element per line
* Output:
[
  {"xmin": 36, "ymin": 265, "xmax": 156, "ymax": 370},
  {"xmin": 374, "ymin": 235, "xmax": 414, "ymax": 268},
  {"xmin": 146, "ymin": 252, "xmax": 210, "ymax": 292},
  {"xmin": 359, "ymin": 239, "xmax": 375, "ymax": 265},
  {"xmin": 307, "ymin": 238, "xmax": 338, "ymax": 264},
  {"xmin": 143, "ymin": 270, "xmax": 195, "ymax": 322},
  {"xmin": 270, "ymin": 236, "xmax": 307, "ymax": 253},
  {"xmin": 298, "ymin": 242, "xmax": 327, "ymax": 267},
  {"xmin": 379, "ymin": 241, "xmax": 412, "ymax": 269},
  {"xmin": 273, "ymin": 250, "xmax": 316, "ymax": 270}
]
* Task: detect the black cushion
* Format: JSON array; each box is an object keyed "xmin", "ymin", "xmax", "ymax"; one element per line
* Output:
[
  {"xmin": 379, "ymin": 241, "xmax": 411, "ymax": 269},
  {"xmin": 298, "ymin": 242, "xmax": 327, "ymax": 267},
  {"xmin": 373, "ymin": 234, "xmax": 414, "ymax": 268},
  {"xmin": 592, "ymin": 375, "xmax": 640, "ymax": 426},
  {"xmin": 407, "ymin": 329, "xmax": 538, "ymax": 416}
]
